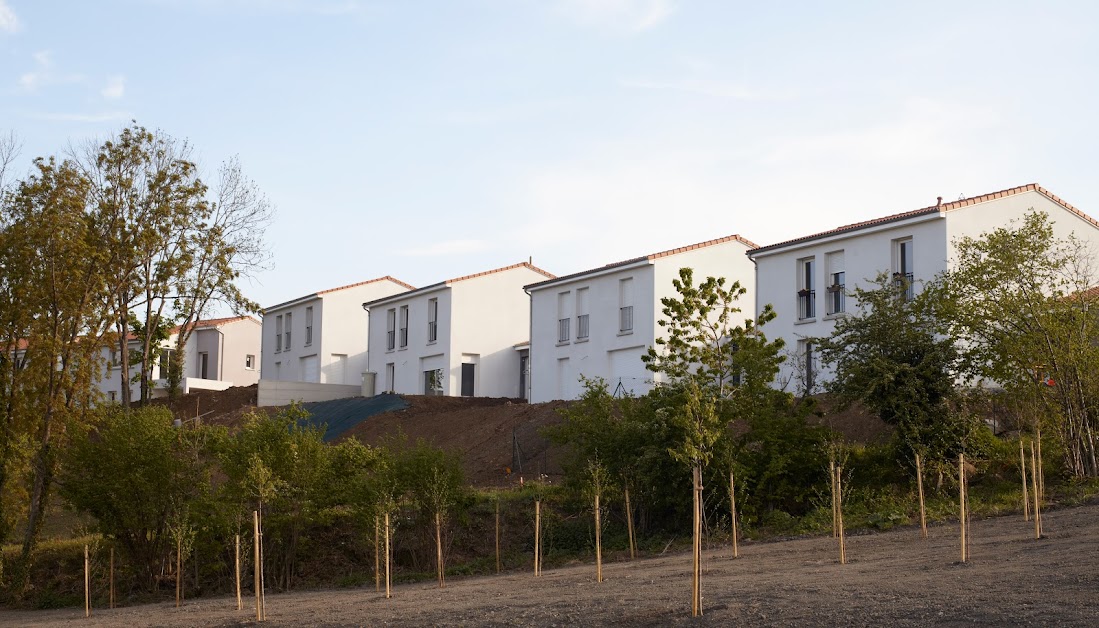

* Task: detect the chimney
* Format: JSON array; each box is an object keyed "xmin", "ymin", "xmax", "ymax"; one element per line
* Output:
[{"xmin": 936, "ymin": 196, "xmax": 943, "ymax": 208}]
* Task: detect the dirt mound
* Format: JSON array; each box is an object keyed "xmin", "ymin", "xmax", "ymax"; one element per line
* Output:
[
  {"xmin": 147, "ymin": 384, "xmax": 266, "ymax": 429},
  {"xmin": 337, "ymin": 396, "xmax": 570, "ymax": 487}
]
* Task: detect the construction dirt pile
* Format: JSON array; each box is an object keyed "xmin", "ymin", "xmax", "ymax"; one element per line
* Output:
[{"xmin": 337, "ymin": 395, "xmax": 570, "ymax": 487}]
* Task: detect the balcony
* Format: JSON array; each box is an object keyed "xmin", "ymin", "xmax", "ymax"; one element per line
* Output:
[{"xmin": 797, "ymin": 289, "xmax": 816, "ymax": 320}]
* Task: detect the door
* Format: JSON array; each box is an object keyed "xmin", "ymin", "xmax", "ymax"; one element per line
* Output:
[
  {"xmin": 301, "ymin": 355, "xmax": 319, "ymax": 383},
  {"xmin": 461, "ymin": 363, "xmax": 475, "ymax": 397},
  {"xmin": 198, "ymin": 352, "xmax": 208, "ymax": 379},
  {"xmin": 519, "ymin": 352, "xmax": 528, "ymax": 400}
]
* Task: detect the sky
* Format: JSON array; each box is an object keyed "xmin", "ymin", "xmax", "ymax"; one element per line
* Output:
[{"xmin": 2, "ymin": 0, "xmax": 1098, "ymax": 315}]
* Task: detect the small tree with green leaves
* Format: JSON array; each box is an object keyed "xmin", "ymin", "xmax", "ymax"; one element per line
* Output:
[{"xmin": 816, "ymin": 273, "xmax": 979, "ymax": 468}]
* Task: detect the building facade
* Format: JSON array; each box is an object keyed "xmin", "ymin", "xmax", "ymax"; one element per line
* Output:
[
  {"xmin": 364, "ymin": 262, "xmax": 555, "ymax": 398},
  {"xmin": 525, "ymin": 234, "xmax": 757, "ymax": 403},
  {"xmin": 97, "ymin": 316, "xmax": 262, "ymax": 402},
  {"xmin": 261, "ymin": 276, "xmax": 413, "ymax": 385},
  {"xmin": 748, "ymin": 184, "xmax": 1099, "ymax": 393}
]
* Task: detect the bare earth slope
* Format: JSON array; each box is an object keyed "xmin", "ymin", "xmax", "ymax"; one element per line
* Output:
[{"xmin": 7, "ymin": 500, "xmax": 1098, "ymax": 627}]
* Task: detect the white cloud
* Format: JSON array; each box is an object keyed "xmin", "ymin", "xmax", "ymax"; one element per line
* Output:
[
  {"xmin": 555, "ymin": 0, "xmax": 677, "ymax": 33},
  {"xmin": 0, "ymin": 0, "xmax": 20, "ymax": 33},
  {"xmin": 101, "ymin": 75, "xmax": 126, "ymax": 100},
  {"xmin": 17, "ymin": 50, "xmax": 87, "ymax": 92},
  {"xmin": 399, "ymin": 239, "xmax": 490, "ymax": 257}
]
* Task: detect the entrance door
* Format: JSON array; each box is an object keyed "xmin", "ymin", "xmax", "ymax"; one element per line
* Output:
[
  {"xmin": 198, "ymin": 352, "xmax": 208, "ymax": 379},
  {"xmin": 461, "ymin": 363, "xmax": 475, "ymax": 397},
  {"xmin": 519, "ymin": 353, "xmax": 528, "ymax": 400}
]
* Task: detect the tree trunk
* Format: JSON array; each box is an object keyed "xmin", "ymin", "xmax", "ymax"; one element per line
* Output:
[{"xmin": 435, "ymin": 510, "xmax": 445, "ymax": 588}]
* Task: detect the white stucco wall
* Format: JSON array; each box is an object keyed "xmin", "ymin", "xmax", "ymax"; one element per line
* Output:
[
  {"xmin": 528, "ymin": 238, "xmax": 756, "ymax": 403},
  {"xmin": 752, "ymin": 189, "xmax": 1099, "ymax": 392},
  {"xmin": 367, "ymin": 265, "xmax": 548, "ymax": 398},
  {"xmin": 261, "ymin": 279, "xmax": 410, "ymax": 384}
]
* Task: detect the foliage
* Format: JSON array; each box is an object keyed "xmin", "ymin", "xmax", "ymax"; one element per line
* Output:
[
  {"xmin": 816, "ymin": 273, "xmax": 980, "ymax": 465},
  {"xmin": 58, "ymin": 406, "xmax": 212, "ymax": 587},
  {"xmin": 936, "ymin": 210, "xmax": 1099, "ymax": 477}
]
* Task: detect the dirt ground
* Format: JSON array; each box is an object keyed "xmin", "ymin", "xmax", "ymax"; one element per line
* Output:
[
  {"xmin": 7, "ymin": 499, "xmax": 1097, "ymax": 627},
  {"xmin": 336, "ymin": 395, "xmax": 570, "ymax": 486}
]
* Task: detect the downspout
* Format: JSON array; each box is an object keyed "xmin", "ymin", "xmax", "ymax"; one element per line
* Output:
[
  {"xmin": 523, "ymin": 286, "xmax": 532, "ymax": 401},
  {"xmin": 361, "ymin": 303, "xmax": 371, "ymax": 395},
  {"xmin": 217, "ymin": 327, "xmax": 225, "ymax": 382}
]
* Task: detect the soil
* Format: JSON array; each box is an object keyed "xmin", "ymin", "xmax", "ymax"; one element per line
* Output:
[
  {"xmin": 335, "ymin": 395, "xmax": 570, "ymax": 487},
  {"xmin": 148, "ymin": 384, "xmax": 268, "ymax": 430},
  {"xmin": 6, "ymin": 499, "xmax": 1098, "ymax": 626}
]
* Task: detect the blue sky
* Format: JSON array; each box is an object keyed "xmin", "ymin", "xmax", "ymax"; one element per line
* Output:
[{"xmin": 2, "ymin": 1, "xmax": 1098, "ymax": 314}]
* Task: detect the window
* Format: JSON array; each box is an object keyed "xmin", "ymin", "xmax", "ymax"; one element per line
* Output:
[
  {"xmin": 825, "ymin": 251, "xmax": 845, "ymax": 315},
  {"xmin": 399, "ymin": 305, "xmax": 409, "ymax": 348},
  {"xmin": 827, "ymin": 271, "xmax": 845, "ymax": 315},
  {"xmin": 576, "ymin": 287, "xmax": 589, "ymax": 340},
  {"xmin": 284, "ymin": 312, "xmax": 292, "ymax": 350},
  {"xmin": 305, "ymin": 306, "xmax": 313, "ymax": 346},
  {"xmin": 427, "ymin": 298, "xmax": 438, "ymax": 343},
  {"xmin": 797, "ymin": 258, "xmax": 816, "ymax": 320},
  {"xmin": 801, "ymin": 340, "xmax": 816, "ymax": 393},
  {"xmin": 619, "ymin": 278, "xmax": 634, "ymax": 333},
  {"xmin": 245, "ymin": 354, "xmax": 255, "ymax": 370},
  {"xmin": 386, "ymin": 308, "xmax": 396, "ymax": 351},
  {"xmin": 275, "ymin": 315, "xmax": 283, "ymax": 352},
  {"xmin": 424, "ymin": 368, "xmax": 444, "ymax": 396},
  {"xmin": 893, "ymin": 238, "xmax": 914, "ymax": 301},
  {"xmin": 557, "ymin": 291, "xmax": 571, "ymax": 343},
  {"xmin": 108, "ymin": 391, "xmax": 117, "ymax": 402}
]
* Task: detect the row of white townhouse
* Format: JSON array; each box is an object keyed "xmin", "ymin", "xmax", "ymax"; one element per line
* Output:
[
  {"xmin": 253, "ymin": 182, "xmax": 1099, "ymax": 404},
  {"xmin": 96, "ymin": 316, "xmax": 262, "ymax": 403}
]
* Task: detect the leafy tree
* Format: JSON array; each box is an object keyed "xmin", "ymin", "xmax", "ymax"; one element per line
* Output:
[
  {"xmin": 218, "ymin": 404, "xmax": 330, "ymax": 590},
  {"xmin": 59, "ymin": 406, "xmax": 212, "ymax": 589},
  {"xmin": 938, "ymin": 211, "xmax": 1099, "ymax": 477},
  {"xmin": 0, "ymin": 158, "xmax": 113, "ymax": 573},
  {"xmin": 815, "ymin": 273, "xmax": 979, "ymax": 466}
]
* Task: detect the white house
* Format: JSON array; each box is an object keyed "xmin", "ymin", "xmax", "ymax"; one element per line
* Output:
[
  {"xmin": 363, "ymin": 262, "xmax": 555, "ymax": 398},
  {"xmin": 748, "ymin": 183, "xmax": 1099, "ymax": 393},
  {"xmin": 97, "ymin": 316, "xmax": 262, "ymax": 402},
  {"xmin": 525, "ymin": 234, "xmax": 758, "ymax": 403},
  {"xmin": 261, "ymin": 276, "xmax": 414, "ymax": 385}
]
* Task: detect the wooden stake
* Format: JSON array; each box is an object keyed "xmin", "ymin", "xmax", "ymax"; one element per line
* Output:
[
  {"xmin": 835, "ymin": 466, "xmax": 847, "ymax": 565},
  {"xmin": 84, "ymin": 544, "xmax": 90, "ymax": 618},
  {"xmin": 384, "ymin": 511, "xmax": 392, "ymax": 598},
  {"xmin": 1020, "ymin": 439, "xmax": 1030, "ymax": 521},
  {"xmin": 1031, "ymin": 442, "xmax": 1042, "ymax": 539},
  {"xmin": 916, "ymin": 454, "xmax": 927, "ymax": 539},
  {"xmin": 258, "ymin": 509, "xmax": 265, "ymax": 621},
  {"xmin": 253, "ymin": 511, "xmax": 262, "ymax": 622},
  {"xmin": 624, "ymin": 486, "xmax": 636, "ymax": 561},
  {"xmin": 109, "ymin": 546, "xmax": 115, "ymax": 610},
  {"xmin": 235, "ymin": 534, "xmax": 242, "ymax": 611},
  {"xmin": 495, "ymin": 499, "xmax": 501, "ymax": 574},
  {"xmin": 729, "ymin": 471, "xmax": 739, "ymax": 558},
  {"xmin": 594, "ymin": 492, "xmax": 603, "ymax": 583},
  {"xmin": 830, "ymin": 458, "xmax": 838, "ymax": 538},
  {"xmin": 691, "ymin": 465, "xmax": 703, "ymax": 617},
  {"xmin": 374, "ymin": 515, "xmax": 381, "ymax": 592},
  {"xmin": 959, "ymin": 454, "xmax": 967, "ymax": 563},
  {"xmin": 533, "ymin": 500, "xmax": 542, "ymax": 576},
  {"xmin": 1036, "ymin": 426, "xmax": 1045, "ymax": 502},
  {"xmin": 435, "ymin": 510, "xmax": 445, "ymax": 588},
  {"xmin": 176, "ymin": 538, "xmax": 182, "ymax": 607}
]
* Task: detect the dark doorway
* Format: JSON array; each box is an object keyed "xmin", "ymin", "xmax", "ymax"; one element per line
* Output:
[
  {"xmin": 519, "ymin": 352, "xmax": 528, "ymax": 399},
  {"xmin": 461, "ymin": 363, "xmax": 475, "ymax": 397}
]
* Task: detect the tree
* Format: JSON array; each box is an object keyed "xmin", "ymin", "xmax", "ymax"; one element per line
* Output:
[
  {"xmin": 815, "ymin": 273, "xmax": 978, "ymax": 466},
  {"xmin": 59, "ymin": 406, "xmax": 212, "ymax": 589},
  {"xmin": 0, "ymin": 157, "xmax": 114, "ymax": 575},
  {"xmin": 167, "ymin": 156, "xmax": 273, "ymax": 398},
  {"xmin": 642, "ymin": 267, "xmax": 786, "ymax": 617},
  {"xmin": 938, "ymin": 211, "xmax": 1099, "ymax": 477}
]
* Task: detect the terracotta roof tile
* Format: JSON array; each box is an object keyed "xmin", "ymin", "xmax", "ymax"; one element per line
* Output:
[
  {"xmin": 362, "ymin": 262, "xmax": 556, "ymax": 308},
  {"xmin": 750, "ymin": 183, "xmax": 1097, "ymax": 255},
  {"xmin": 525, "ymin": 233, "xmax": 756, "ymax": 290},
  {"xmin": 316, "ymin": 275, "xmax": 416, "ymax": 295},
  {"xmin": 445, "ymin": 261, "xmax": 555, "ymax": 285}
]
